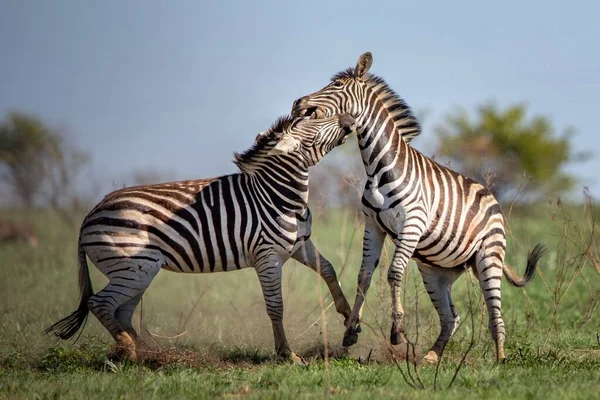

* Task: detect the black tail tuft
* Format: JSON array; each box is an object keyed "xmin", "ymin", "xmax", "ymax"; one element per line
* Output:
[
  {"xmin": 43, "ymin": 303, "xmax": 89, "ymax": 340},
  {"xmin": 44, "ymin": 242, "xmax": 93, "ymax": 341},
  {"xmin": 503, "ymin": 242, "xmax": 547, "ymax": 287},
  {"xmin": 524, "ymin": 243, "xmax": 547, "ymax": 283}
]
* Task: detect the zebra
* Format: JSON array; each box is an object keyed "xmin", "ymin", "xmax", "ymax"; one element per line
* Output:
[
  {"xmin": 45, "ymin": 114, "xmax": 357, "ymax": 363},
  {"xmin": 291, "ymin": 52, "xmax": 546, "ymax": 362}
]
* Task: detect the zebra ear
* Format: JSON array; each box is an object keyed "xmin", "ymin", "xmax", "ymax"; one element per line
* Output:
[
  {"xmin": 268, "ymin": 134, "xmax": 301, "ymax": 156},
  {"xmin": 356, "ymin": 52, "xmax": 373, "ymax": 79}
]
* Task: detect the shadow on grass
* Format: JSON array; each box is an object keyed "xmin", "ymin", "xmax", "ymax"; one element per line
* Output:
[
  {"xmin": 25, "ymin": 339, "xmax": 427, "ymax": 374},
  {"xmin": 23, "ymin": 339, "xmax": 281, "ymax": 373}
]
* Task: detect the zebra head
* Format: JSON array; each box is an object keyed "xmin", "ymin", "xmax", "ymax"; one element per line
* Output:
[
  {"xmin": 291, "ymin": 52, "xmax": 421, "ymax": 143},
  {"xmin": 234, "ymin": 114, "xmax": 356, "ymax": 172},
  {"xmin": 291, "ymin": 52, "xmax": 373, "ymax": 122},
  {"xmin": 267, "ymin": 113, "xmax": 357, "ymax": 167}
]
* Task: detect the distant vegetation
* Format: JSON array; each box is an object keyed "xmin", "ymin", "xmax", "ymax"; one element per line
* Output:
[
  {"xmin": 0, "ymin": 112, "xmax": 89, "ymax": 220},
  {"xmin": 434, "ymin": 103, "xmax": 590, "ymax": 203},
  {"xmin": 1, "ymin": 104, "xmax": 591, "ymax": 212}
]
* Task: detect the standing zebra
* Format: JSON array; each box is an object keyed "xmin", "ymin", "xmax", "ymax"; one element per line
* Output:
[
  {"xmin": 291, "ymin": 53, "xmax": 546, "ymax": 362},
  {"xmin": 45, "ymin": 114, "xmax": 356, "ymax": 363}
]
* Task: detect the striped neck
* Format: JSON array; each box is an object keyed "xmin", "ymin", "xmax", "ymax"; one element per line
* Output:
[
  {"xmin": 355, "ymin": 78, "xmax": 419, "ymax": 174},
  {"xmin": 250, "ymin": 157, "xmax": 311, "ymax": 212},
  {"xmin": 357, "ymin": 74, "xmax": 421, "ymax": 143},
  {"xmin": 357, "ymin": 112, "xmax": 410, "ymax": 179}
]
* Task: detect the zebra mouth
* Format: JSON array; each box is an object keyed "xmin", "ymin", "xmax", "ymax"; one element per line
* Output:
[
  {"xmin": 299, "ymin": 107, "xmax": 326, "ymax": 120},
  {"xmin": 338, "ymin": 135, "xmax": 350, "ymax": 145}
]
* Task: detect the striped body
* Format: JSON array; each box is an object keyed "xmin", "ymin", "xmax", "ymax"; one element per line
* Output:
[
  {"xmin": 82, "ymin": 176, "xmax": 313, "ymax": 275},
  {"xmin": 46, "ymin": 115, "xmax": 356, "ymax": 362},
  {"xmin": 292, "ymin": 52, "xmax": 545, "ymax": 361},
  {"xmin": 360, "ymin": 141, "xmax": 504, "ymax": 269}
]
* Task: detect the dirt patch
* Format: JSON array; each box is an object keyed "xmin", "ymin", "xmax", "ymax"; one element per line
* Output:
[
  {"xmin": 134, "ymin": 344, "xmax": 278, "ymax": 370},
  {"xmin": 293, "ymin": 339, "xmax": 426, "ymax": 365}
]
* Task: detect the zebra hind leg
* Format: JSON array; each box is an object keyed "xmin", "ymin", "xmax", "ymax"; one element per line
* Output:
[
  {"xmin": 87, "ymin": 282, "xmax": 142, "ymax": 361},
  {"xmin": 115, "ymin": 292, "xmax": 145, "ymax": 342},
  {"xmin": 88, "ymin": 261, "xmax": 159, "ymax": 362},
  {"xmin": 418, "ymin": 263, "xmax": 464, "ymax": 363},
  {"xmin": 475, "ymin": 240, "xmax": 507, "ymax": 361}
]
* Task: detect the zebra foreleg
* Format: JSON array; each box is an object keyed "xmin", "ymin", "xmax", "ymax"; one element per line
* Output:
[
  {"xmin": 343, "ymin": 220, "xmax": 385, "ymax": 347},
  {"xmin": 388, "ymin": 232, "xmax": 421, "ymax": 346},
  {"xmin": 291, "ymin": 239, "xmax": 351, "ymax": 324},
  {"xmin": 418, "ymin": 263, "xmax": 464, "ymax": 363},
  {"xmin": 255, "ymin": 259, "xmax": 303, "ymax": 364}
]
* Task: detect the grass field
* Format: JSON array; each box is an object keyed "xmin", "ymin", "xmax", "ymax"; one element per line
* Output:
[{"xmin": 1, "ymin": 200, "xmax": 599, "ymax": 399}]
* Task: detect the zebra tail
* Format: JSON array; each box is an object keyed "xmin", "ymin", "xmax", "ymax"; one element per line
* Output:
[
  {"xmin": 44, "ymin": 241, "xmax": 94, "ymax": 340},
  {"xmin": 503, "ymin": 243, "xmax": 547, "ymax": 288}
]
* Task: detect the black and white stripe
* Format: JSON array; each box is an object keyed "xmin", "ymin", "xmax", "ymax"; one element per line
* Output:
[
  {"xmin": 46, "ymin": 114, "xmax": 356, "ymax": 362},
  {"xmin": 292, "ymin": 52, "xmax": 545, "ymax": 362}
]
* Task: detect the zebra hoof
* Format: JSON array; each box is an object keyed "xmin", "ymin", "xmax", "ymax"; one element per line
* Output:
[
  {"xmin": 112, "ymin": 332, "xmax": 137, "ymax": 362},
  {"xmin": 342, "ymin": 328, "xmax": 359, "ymax": 347},
  {"xmin": 390, "ymin": 330, "xmax": 407, "ymax": 346},
  {"xmin": 423, "ymin": 350, "xmax": 439, "ymax": 364},
  {"xmin": 290, "ymin": 352, "xmax": 307, "ymax": 366},
  {"xmin": 497, "ymin": 350, "xmax": 506, "ymax": 363}
]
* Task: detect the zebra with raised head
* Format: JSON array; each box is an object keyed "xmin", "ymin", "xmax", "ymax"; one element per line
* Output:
[
  {"xmin": 45, "ymin": 114, "xmax": 357, "ymax": 363},
  {"xmin": 291, "ymin": 52, "xmax": 546, "ymax": 362}
]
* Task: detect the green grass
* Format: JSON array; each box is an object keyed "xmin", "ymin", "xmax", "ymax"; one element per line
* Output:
[{"xmin": 1, "ymin": 202, "xmax": 599, "ymax": 399}]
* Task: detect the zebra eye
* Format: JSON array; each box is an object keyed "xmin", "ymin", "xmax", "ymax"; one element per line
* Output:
[{"xmin": 332, "ymin": 80, "xmax": 344, "ymax": 88}]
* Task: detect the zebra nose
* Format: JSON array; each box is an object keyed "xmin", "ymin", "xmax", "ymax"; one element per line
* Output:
[
  {"xmin": 291, "ymin": 97, "xmax": 306, "ymax": 116},
  {"xmin": 339, "ymin": 114, "xmax": 356, "ymax": 133}
]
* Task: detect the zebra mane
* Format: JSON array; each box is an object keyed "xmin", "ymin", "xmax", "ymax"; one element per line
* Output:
[
  {"xmin": 331, "ymin": 68, "xmax": 356, "ymax": 81},
  {"xmin": 331, "ymin": 69, "xmax": 421, "ymax": 143},
  {"xmin": 233, "ymin": 115, "xmax": 295, "ymax": 173}
]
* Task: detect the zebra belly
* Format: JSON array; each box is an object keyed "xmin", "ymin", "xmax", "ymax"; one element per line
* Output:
[
  {"xmin": 160, "ymin": 250, "xmax": 252, "ymax": 273},
  {"xmin": 414, "ymin": 230, "xmax": 481, "ymax": 268},
  {"xmin": 365, "ymin": 208, "xmax": 479, "ymax": 268},
  {"xmin": 412, "ymin": 247, "xmax": 476, "ymax": 268}
]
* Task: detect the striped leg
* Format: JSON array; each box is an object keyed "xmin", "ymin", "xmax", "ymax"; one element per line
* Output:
[
  {"xmin": 343, "ymin": 218, "xmax": 385, "ymax": 347},
  {"xmin": 88, "ymin": 260, "xmax": 160, "ymax": 361},
  {"xmin": 255, "ymin": 258, "xmax": 301, "ymax": 363},
  {"xmin": 418, "ymin": 263, "xmax": 464, "ymax": 362},
  {"xmin": 475, "ymin": 240, "xmax": 507, "ymax": 361},
  {"xmin": 87, "ymin": 282, "xmax": 144, "ymax": 361},
  {"xmin": 115, "ymin": 292, "xmax": 144, "ymax": 341},
  {"xmin": 388, "ymin": 232, "xmax": 421, "ymax": 346},
  {"xmin": 291, "ymin": 239, "xmax": 351, "ymax": 324}
]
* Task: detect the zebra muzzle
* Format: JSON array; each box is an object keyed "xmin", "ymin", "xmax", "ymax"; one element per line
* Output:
[
  {"xmin": 310, "ymin": 108, "xmax": 326, "ymax": 119},
  {"xmin": 339, "ymin": 114, "xmax": 357, "ymax": 134}
]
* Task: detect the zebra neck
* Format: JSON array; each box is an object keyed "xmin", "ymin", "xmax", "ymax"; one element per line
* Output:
[
  {"xmin": 358, "ymin": 76, "xmax": 421, "ymax": 144},
  {"xmin": 356, "ymin": 115, "xmax": 409, "ymax": 177},
  {"xmin": 251, "ymin": 165, "xmax": 310, "ymax": 212}
]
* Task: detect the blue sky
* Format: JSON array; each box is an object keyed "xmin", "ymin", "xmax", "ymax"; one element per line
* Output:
[{"xmin": 1, "ymin": 0, "xmax": 599, "ymax": 200}]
